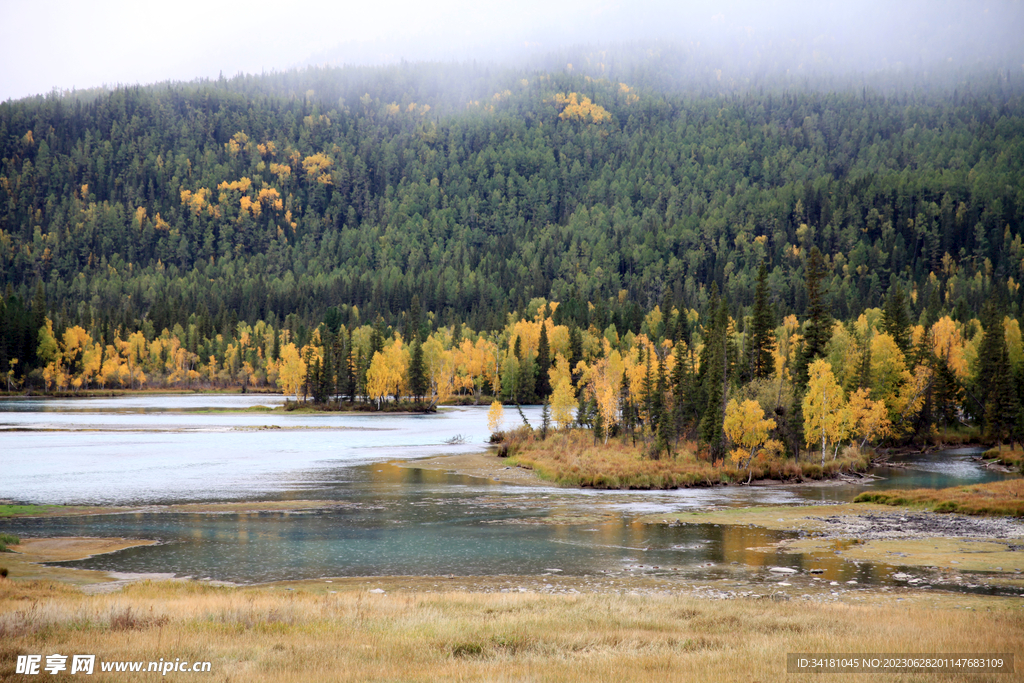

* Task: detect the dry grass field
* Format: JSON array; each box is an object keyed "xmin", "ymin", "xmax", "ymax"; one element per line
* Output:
[
  {"xmin": 507, "ymin": 429, "xmax": 870, "ymax": 489},
  {"xmin": 1, "ymin": 578, "xmax": 1021, "ymax": 682},
  {"xmin": 855, "ymin": 478, "xmax": 1024, "ymax": 517}
]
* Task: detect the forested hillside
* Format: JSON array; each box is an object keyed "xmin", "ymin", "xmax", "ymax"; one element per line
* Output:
[{"xmin": 2, "ymin": 48, "xmax": 1024, "ymax": 454}]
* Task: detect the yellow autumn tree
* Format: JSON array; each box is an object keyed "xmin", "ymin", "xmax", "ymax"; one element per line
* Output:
[
  {"xmin": 803, "ymin": 359, "xmax": 851, "ymax": 465},
  {"xmin": 848, "ymin": 388, "xmax": 891, "ymax": 448},
  {"xmin": 423, "ymin": 335, "xmax": 457, "ymax": 404},
  {"xmin": 869, "ymin": 332, "xmax": 908, "ymax": 407},
  {"xmin": 487, "ymin": 400, "xmax": 505, "ymax": 434},
  {"xmin": 118, "ymin": 331, "xmax": 148, "ymax": 389},
  {"xmin": 276, "ymin": 342, "xmax": 305, "ymax": 399},
  {"xmin": 37, "ymin": 318, "xmax": 62, "ymax": 392},
  {"xmin": 578, "ymin": 343, "xmax": 625, "ymax": 442},
  {"xmin": 99, "ymin": 343, "xmax": 129, "ymax": 387},
  {"xmin": 931, "ymin": 315, "xmax": 968, "ymax": 380},
  {"xmin": 554, "ymin": 93, "xmax": 612, "ymax": 123},
  {"xmin": 453, "ymin": 336, "xmax": 499, "ymax": 402},
  {"xmin": 723, "ymin": 399, "xmax": 776, "ymax": 471},
  {"xmin": 825, "ymin": 322, "xmax": 863, "ymax": 391},
  {"xmin": 549, "ymin": 354, "xmax": 576, "ymax": 430},
  {"xmin": 302, "ymin": 152, "xmax": 333, "ymax": 184}
]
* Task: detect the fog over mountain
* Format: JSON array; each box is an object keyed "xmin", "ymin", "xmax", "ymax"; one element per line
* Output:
[{"xmin": 3, "ymin": 0, "xmax": 1022, "ymax": 102}]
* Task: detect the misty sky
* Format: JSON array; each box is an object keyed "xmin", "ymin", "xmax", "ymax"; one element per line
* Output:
[{"xmin": 2, "ymin": 0, "xmax": 1022, "ymax": 102}]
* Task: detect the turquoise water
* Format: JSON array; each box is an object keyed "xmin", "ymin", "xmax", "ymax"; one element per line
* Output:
[{"xmin": 1, "ymin": 396, "xmax": 1019, "ymax": 588}]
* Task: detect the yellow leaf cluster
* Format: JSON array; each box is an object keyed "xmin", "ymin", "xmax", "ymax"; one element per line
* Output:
[
  {"xmin": 554, "ymin": 93, "xmax": 611, "ymax": 123},
  {"xmin": 153, "ymin": 213, "xmax": 170, "ymax": 231},
  {"xmin": 366, "ymin": 337, "xmax": 409, "ymax": 402},
  {"xmin": 453, "ymin": 337, "xmax": 499, "ymax": 396},
  {"xmin": 302, "ymin": 153, "xmax": 333, "ymax": 179},
  {"xmin": 218, "ymin": 177, "xmax": 253, "ymax": 194},
  {"xmin": 257, "ymin": 188, "xmax": 283, "ymax": 211},
  {"xmin": 487, "ymin": 401, "xmax": 505, "ymax": 433},
  {"xmin": 931, "ymin": 315, "xmax": 968, "ymax": 379},
  {"xmin": 269, "ymin": 163, "xmax": 291, "ymax": 180},
  {"xmin": 257, "ymin": 141, "xmax": 276, "ymax": 157},
  {"xmin": 179, "ymin": 187, "xmax": 214, "ymax": 216},
  {"xmin": 724, "ymin": 399, "xmax": 776, "ymax": 455},
  {"xmin": 802, "ymin": 359, "xmax": 851, "ymax": 461}
]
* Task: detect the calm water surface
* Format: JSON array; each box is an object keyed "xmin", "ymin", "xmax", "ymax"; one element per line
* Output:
[{"xmin": 1, "ymin": 395, "xmax": 1018, "ymax": 589}]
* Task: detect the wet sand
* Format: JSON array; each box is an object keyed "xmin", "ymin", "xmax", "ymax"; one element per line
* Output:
[
  {"xmin": 647, "ymin": 503, "xmax": 1024, "ymax": 574},
  {"xmin": 2, "ymin": 537, "xmax": 157, "ymax": 586},
  {"xmin": 398, "ymin": 450, "xmax": 547, "ymax": 486}
]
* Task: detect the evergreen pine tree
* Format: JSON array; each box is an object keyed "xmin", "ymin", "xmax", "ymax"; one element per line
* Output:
[
  {"xmin": 540, "ymin": 398, "xmax": 551, "ymax": 439},
  {"xmin": 796, "ymin": 246, "xmax": 832, "ymax": 385},
  {"xmin": 409, "ymin": 339, "xmax": 427, "ymax": 402},
  {"xmin": 671, "ymin": 338, "xmax": 693, "ymax": 442},
  {"xmin": 976, "ymin": 295, "xmax": 1005, "ymax": 406},
  {"xmin": 345, "ymin": 328, "xmax": 356, "ymax": 403},
  {"xmin": 655, "ymin": 353, "xmax": 673, "ymax": 458},
  {"xmin": 675, "ymin": 309, "xmax": 691, "ymax": 347},
  {"xmin": 699, "ymin": 297, "xmax": 729, "ymax": 461},
  {"xmin": 660, "ymin": 289, "xmax": 675, "ymax": 342},
  {"xmin": 881, "ymin": 283, "xmax": 912, "ymax": 356},
  {"xmin": 749, "ymin": 260, "xmax": 776, "ymax": 380},
  {"xmin": 318, "ymin": 347, "xmax": 334, "ymax": 403},
  {"xmin": 568, "ymin": 325, "xmax": 583, "ymax": 384},
  {"xmin": 536, "ymin": 322, "xmax": 551, "ymax": 398},
  {"xmin": 370, "ymin": 316, "xmax": 385, "ymax": 357},
  {"xmin": 641, "ymin": 350, "xmax": 654, "ymax": 441},
  {"xmin": 620, "ymin": 374, "xmax": 637, "ymax": 446},
  {"xmin": 409, "ymin": 294, "xmax": 424, "ymax": 342},
  {"xmin": 984, "ymin": 342, "xmax": 1019, "ymax": 444}
]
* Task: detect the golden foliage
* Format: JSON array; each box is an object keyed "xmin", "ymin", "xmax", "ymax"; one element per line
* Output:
[
  {"xmin": 269, "ymin": 162, "xmax": 292, "ymax": 180},
  {"xmin": 276, "ymin": 343, "xmax": 305, "ymax": 398},
  {"xmin": 931, "ymin": 315, "xmax": 968, "ymax": 379},
  {"xmin": 848, "ymin": 388, "xmax": 891, "ymax": 446},
  {"xmin": 723, "ymin": 399, "xmax": 776, "ymax": 467},
  {"xmin": 218, "ymin": 177, "xmax": 253, "ymax": 194},
  {"xmin": 487, "ymin": 400, "xmax": 505, "ymax": 433},
  {"xmin": 302, "ymin": 153, "xmax": 333, "ymax": 179},
  {"xmin": 554, "ymin": 93, "xmax": 611, "ymax": 123},
  {"xmin": 803, "ymin": 359, "xmax": 851, "ymax": 462}
]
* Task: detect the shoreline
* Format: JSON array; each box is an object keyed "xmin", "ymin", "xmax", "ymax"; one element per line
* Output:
[
  {"xmin": 3, "ymin": 535, "xmax": 1022, "ymax": 607},
  {"xmin": 3, "ymin": 452, "xmax": 1021, "ymax": 592}
]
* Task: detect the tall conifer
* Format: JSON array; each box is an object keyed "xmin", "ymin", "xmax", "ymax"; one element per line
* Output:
[{"xmin": 749, "ymin": 260, "xmax": 776, "ymax": 380}]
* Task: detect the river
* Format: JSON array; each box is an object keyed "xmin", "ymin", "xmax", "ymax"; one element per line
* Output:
[{"xmin": 1, "ymin": 395, "xmax": 1018, "ymax": 589}]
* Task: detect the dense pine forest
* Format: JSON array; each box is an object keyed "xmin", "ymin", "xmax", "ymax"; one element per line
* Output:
[{"xmin": 3, "ymin": 45, "xmax": 1024, "ymax": 457}]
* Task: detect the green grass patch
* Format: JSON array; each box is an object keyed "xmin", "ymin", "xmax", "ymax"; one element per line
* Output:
[
  {"xmin": 0, "ymin": 504, "xmax": 62, "ymax": 518},
  {"xmin": 0, "ymin": 532, "xmax": 20, "ymax": 552},
  {"xmin": 854, "ymin": 478, "xmax": 1024, "ymax": 517}
]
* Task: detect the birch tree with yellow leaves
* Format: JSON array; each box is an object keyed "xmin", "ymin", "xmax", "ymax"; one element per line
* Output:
[
  {"xmin": 723, "ymin": 398, "xmax": 777, "ymax": 474},
  {"xmin": 549, "ymin": 354, "xmax": 577, "ymax": 429},
  {"xmin": 803, "ymin": 359, "xmax": 851, "ymax": 465}
]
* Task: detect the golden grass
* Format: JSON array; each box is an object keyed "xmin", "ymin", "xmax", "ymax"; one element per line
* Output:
[
  {"xmin": 0, "ymin": 579, "xmax": 1021, "ymax": 682},
  {"xmin": 983, "ymin": 447, "xmax": 1024, "ymax": 472},
  {"xmin": 508, "ymin": 430, "xmax": 870, "ymax": 489},
  {"xmin": 854, "ymin": 478, "xmax": 1024, "ymax": 517}
]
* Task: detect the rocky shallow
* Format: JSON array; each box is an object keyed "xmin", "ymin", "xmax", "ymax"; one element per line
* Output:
[{"xmin": 805, "ymin": 510, "xmax": 1024, "ymax": 542}]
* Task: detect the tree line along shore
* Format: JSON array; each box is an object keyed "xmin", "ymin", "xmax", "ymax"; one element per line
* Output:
[{"xmin": 3, "ymin": 53, "xmax": 1024, "ymax": 476}]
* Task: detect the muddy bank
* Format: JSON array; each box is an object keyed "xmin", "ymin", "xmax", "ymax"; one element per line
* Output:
[
  {"xmin": 1, "ymin": 537, "xmax": 157, "ymax": 585},
  {"xmin": 651, "ymin": 503, "xmax": 1024, "ymax": 574},
  {"xmin": 398, "ymin": 451, "xmax": 548, "ymax": 486}
]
